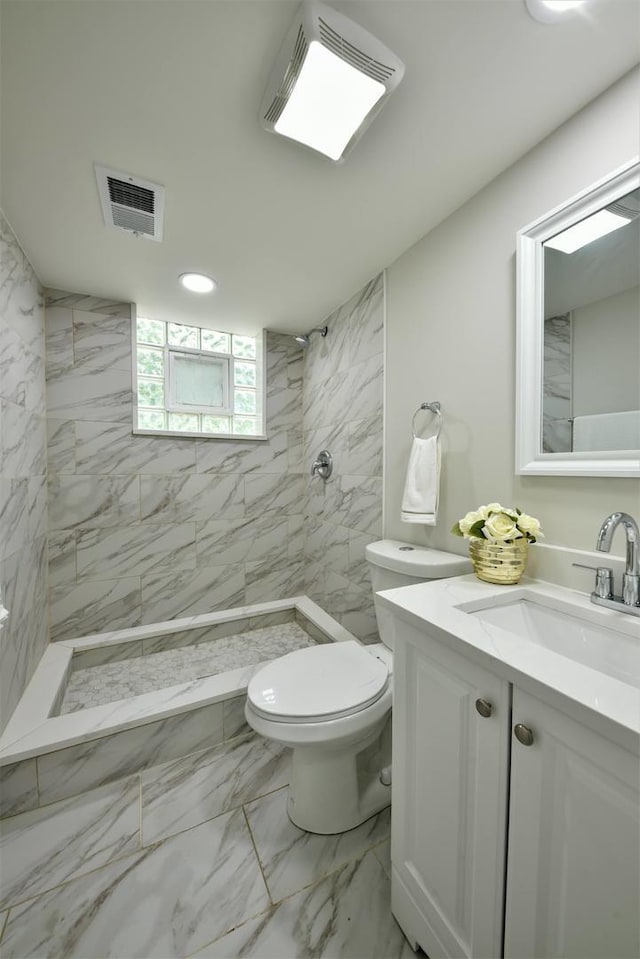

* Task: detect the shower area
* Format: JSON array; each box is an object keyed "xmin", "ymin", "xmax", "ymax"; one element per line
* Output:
[
  {"xmin": 41, "ymin": 274, "xmax": 383, "ymax": 646},
  {"xmin": 0, "ymin": 212, "xmax": 384, "ymax": 804}
]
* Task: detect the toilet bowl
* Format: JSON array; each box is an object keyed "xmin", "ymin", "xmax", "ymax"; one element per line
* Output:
[
  {"xmin": 245, "ymin": 540, "xmax": 471, "ymax": 834},
  {"xmin": 246, "ymin": 640, "xmax": 392, "ymax": 834}
]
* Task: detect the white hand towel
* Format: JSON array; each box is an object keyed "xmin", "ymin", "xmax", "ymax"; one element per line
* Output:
[{"xmin": 401, "ymin": 435, "xmax": 441, "ymax": 525}]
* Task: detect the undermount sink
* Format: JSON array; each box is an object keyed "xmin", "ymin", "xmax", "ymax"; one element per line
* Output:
[{"xmin": 466, "ymin": 594, "xmax": 640, "ymax": 687}]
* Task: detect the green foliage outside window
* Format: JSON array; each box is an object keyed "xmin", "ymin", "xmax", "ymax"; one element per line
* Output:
[{"xmin": 135, "ymin": 317, "xmax": 260, "ymax": 438}]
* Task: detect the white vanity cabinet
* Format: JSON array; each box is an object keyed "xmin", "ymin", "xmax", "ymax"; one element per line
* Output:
[
  {"xmin": 505, "ymin": 688, "xmax": 640, "ymax": 959},
  {"xmin": 391, "ymin": 619, "xmax": 511, "ymax": 959},
  {"xmin": 391, "ymin": 620, "xmax": 640, "ymax": 959}
]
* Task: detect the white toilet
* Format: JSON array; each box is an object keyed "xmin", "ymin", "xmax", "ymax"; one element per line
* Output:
[{"xmin": 245, "ymin": 540, "xmax": 471, "ymax": 834}]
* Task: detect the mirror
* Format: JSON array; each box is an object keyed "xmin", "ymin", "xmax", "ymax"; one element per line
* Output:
[{"xmin": 516, "ymin": 158, "xmax": 640, "ymax": 477}]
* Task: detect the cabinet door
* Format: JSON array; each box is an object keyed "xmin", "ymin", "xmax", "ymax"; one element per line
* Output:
[
  {"xmin": 505, "ymin": 688, "xmax": 640, "ymax": 959},
  {"xmin": 391, "ymin": 621, "xmax": 510, "ymax": 959}
]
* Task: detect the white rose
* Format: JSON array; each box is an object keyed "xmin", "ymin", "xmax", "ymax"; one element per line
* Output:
[
  {"xmin": 459, "ymin": 509, "xmax": 485, "ymax": 536},
  {"xmin": 517, "ymin": 514, "xmax": 543, "ymax": 539},
  {"xmin": 484, "ymin": 503, "xmax": 519, "ymax": 519},
  {"xmin": 483, "ymin": 512, "xmax": 523, "ymax": 542}
]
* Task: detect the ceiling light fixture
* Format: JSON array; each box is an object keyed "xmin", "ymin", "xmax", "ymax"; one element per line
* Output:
[
  {"xmin": 545, "ymin": 209, "xmax": 631, "ymax": 254},
  {"xmin": 260, "ymin": 2, "xmax": 404, "ymax": 162},
  {"xmin": 179, "ymin": 273, "xmax": 216, "ymax": 293},
  {"xmin": 525, "ymin": 0, "xmax": 586, "ymax": 23}
]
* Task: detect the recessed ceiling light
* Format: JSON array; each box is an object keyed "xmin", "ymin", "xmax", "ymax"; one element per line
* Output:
[
  {"xmin": 545, "ymin": 209, "xmax": 631, "ymax": 254},
  {"xmin": 179, "ymin": 273, "xmax": 216, "ymax": 293},
  {"xmin": 525, "ymin": 0, "xmax": 585, "ymax": 23},
  {"xmin": 542, "ymin": 0, "xmax": 584, "ymax": 9}
]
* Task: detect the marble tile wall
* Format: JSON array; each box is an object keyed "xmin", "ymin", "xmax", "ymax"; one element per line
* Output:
[
  {"xmin": 0, "ymin": 212, "xmax": 49, "ymax": 735},
  {"xmin": 45, "ymin": 301, "xmax": 305, "ymax": 640},
  {"xmin": 542, "ymin": 313, "xmax": 572, "ymax": 453},
  {"xmin": 302, "ymin": 274, "xmax": 384, "ymax": 642},
  {"xmin": 0, "ymin": 698, "xmax": 241, "ymax": 815}
]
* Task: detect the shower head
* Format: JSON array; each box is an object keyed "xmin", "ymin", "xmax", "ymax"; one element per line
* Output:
[{"xmin": 294, "ymin": 326, "xmax": 328, "ymax": 348}]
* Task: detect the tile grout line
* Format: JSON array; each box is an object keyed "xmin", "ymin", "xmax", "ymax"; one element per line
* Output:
[
  {"xmin": 268, "ymin": 841, "xmax": 382, "ymax": 909},
  {"xmin": 125, "ymin": 752, "xmax": 290, "ymax": 850},
  {"xmin": 186, "ymin": 833, "xmax": 391, "ymax": 958},
  {"xmin": 125, "ymin": 738, "xmax": 291, "ymax": 847},
  {"xmin": 0, "ymin": 842, "xmax": 149, "ymax": 914},
  {"xmin": 241, "ymin": 802, "xmax": 274, "ymax": 906},
  {"xmin": 372, "ymin": 840, "xmax": 392, "ymax": 880},
  {"xmin": 138, "ymin": 772, "xmax": 143, "ymax": 849},
  {"xmin": 16, "ymin": 700, "xmax": 260, "ymax": 828},
  {"xmin": 1, "ymin": 789, "xmax": 148, "ymax": 916},
  {"xmin": 264, "ymin": 845, "xmax": 376, "ymax": 910},
  {"xmin": 0, "ymin": 771, "xmax": 141, "ymax": 823},
  {"xmin": 183, "ymin": 899, "xmax": 277, "ymax": 959},
  {"xmin": 247, "ymin": 798, "xmax": 390, "ymax": 908},
  {"xmin": 34, "ymin": 753, "xmax": 42, "ymax": 809}
]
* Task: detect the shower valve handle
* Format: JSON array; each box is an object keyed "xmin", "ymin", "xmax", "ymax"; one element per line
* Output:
[{"xmin": 311, "ymin": 449, "xmax": 333, "ymax": 480}]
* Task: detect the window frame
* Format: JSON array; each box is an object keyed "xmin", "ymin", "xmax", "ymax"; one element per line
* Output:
[
  {"xmin": 167, "ymin": 347, "xmax": 231, "ymax": 416},
  {"xmin": 132, "ymin": 318, "xmax": 267, "ymax": 441}
]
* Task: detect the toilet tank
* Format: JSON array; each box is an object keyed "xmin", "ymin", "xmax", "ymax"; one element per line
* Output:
[{"xmin": 365, "ymin": 540, "xmax": 472, "ymax": 649}]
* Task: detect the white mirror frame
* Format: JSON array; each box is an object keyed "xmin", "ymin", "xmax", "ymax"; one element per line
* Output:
[{"xmin": 516, "ymin": 157, "xmax": 640, "ymax": 477}]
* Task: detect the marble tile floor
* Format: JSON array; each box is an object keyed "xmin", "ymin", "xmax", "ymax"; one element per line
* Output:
[
  {"xmin": 0, "ymin": 731, "xmax": 414, "ymax": 958},
  {"xmin": 60, "ymin": 622, "xmax": 316, "ymax": 714}
]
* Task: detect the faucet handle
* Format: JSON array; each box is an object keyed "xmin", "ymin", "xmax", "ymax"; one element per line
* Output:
[
  {"xmin": 572, "ymin": 563, "xmax": 614, "ymax": 599},
  {"xmin": 621, "ymin": 572, "xmax": 640, "ymax": 607}
]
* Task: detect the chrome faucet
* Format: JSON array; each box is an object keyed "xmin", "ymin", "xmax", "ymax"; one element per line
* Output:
[
  {"xmin": 575, "ymin": 512, "xmax": 640, "ymax": 616},
  {"xmin": 596, "ymin": 512, "xmax": 639, "ymax": 611}
]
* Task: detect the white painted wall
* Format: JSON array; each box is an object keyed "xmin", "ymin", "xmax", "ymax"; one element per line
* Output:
[
  {"xmin": 572, "ymin": 285, "xmax": 640, "ymax": 416},
  {"xmin": 384, "ymin": 67, "xmax": 640, "ymax": 581}
]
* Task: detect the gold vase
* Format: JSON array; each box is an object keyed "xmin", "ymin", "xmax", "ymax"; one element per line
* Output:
[{"xmin": 469, "ymin": 538, "xmax": 528, "ymax": 585}]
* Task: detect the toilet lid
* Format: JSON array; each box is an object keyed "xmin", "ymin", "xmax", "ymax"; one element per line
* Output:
[{"xmin": 247, "ymin": 641, "xmax": 389, "ymax": 722}]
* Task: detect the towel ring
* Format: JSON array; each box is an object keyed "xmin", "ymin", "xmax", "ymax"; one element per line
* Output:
[{"xmin": 412, "ymin": 401, "xmax": 443, "ymax": 440}]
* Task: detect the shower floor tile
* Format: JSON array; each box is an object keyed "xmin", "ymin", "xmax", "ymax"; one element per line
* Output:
[{"xmin": 59, "ymin": 622, "xmax": 315, "ymax": 714}]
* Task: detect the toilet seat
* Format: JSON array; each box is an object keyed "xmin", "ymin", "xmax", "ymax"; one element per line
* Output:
[{"xmin": 247, "ymin": 640, "xmax": 389, "ymax": 723}]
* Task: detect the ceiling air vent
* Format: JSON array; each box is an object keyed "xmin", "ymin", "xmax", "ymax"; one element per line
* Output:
[
  {"xmin": 95, "ymin": 164, "xmax": 165, "ymax": 241},
  {"xmin": 263, "ymin": 26, "xmax": 309, "ymax": 125},
  {"xmin": 607, "ymin": 187, "xmax": 640, "ymax": 222},
  {"xmin": 316, "ymin": 17, "xmax": 397, "ymax": 84}
]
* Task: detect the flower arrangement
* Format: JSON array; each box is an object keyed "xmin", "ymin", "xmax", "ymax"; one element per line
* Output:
[{"xmin": 451, "ymin": 503, "xmax": 543, "ymax": 544}]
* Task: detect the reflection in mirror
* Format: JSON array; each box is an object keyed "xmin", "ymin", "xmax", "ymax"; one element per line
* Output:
[
  {"xmin": 516, "ymin": 158, "xmax": 640, "ymax": 477},
  {"xmin": 542, "ymin": 188, "xmax": 640, "ymax": 454}
]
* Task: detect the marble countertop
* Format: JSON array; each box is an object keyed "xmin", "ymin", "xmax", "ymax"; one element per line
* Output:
[{"xmin": 378, "ymin": 575, "xmax": 640, "ymax": 749}]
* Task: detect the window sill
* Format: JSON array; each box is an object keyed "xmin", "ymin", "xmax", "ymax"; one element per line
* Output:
[{"xmin": 132, "ymin": 428, "xmax": 269, "ymax": 442}]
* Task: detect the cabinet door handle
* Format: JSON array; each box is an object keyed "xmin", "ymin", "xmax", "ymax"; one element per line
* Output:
[
  {"xmin": 514, "ymin": 723, "xmax": 535, "ymax": 746},
  {"xmin": 475, "ymin": 698, "xmax": 493, "ymax": 718}
]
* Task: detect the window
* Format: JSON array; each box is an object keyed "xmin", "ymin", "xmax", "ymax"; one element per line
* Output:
[{"xmin": 134, "ymin": 317, "xmax": 265, "ymax": 438}]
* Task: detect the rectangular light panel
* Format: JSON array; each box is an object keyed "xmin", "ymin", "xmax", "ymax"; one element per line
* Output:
[
  {"xmin": 275, "ymin": 40, "xmax": 385, "ymax": 161},
  {"xmin": 545, "ymin": 209, "xmax": 631, "ymax": 254},
  {"xmin": 541, "ymin": 1, "xmax": 584, "ymax": 10}
]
